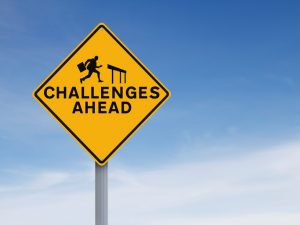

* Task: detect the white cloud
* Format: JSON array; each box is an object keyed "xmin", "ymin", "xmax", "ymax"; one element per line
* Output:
[
  {"xmin": 0, "ymin": 191, "xmax": 94, "ymax": 225},
  {"xmin": 130, "ymin": 213, "xmax": 300, "ymax": 225},
  {"xmin": 0, "ymin": 141, "xmax": 300, "ymax": 225},
  {"xmin": 0, "ymin": 168, "xmax": 93, "ymax": 194}
]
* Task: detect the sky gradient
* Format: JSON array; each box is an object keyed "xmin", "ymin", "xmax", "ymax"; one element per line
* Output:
[{"xmin": 1, "ymin": 0, "xmax": 300, "ymax": 224}]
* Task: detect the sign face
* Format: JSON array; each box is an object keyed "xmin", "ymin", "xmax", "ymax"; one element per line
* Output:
[{"xmin": 33, "ymin": 23, "xmax": 170, "ymax": 166}]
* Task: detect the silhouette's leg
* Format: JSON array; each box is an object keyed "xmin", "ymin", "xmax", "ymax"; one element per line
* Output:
[
  {"xmin": 95, "ymin": 70, "xmax": 102, "ymax": 82},
  {"xmin": 81, "ymin": 71, "xmax": 93, "ymax": 82}
]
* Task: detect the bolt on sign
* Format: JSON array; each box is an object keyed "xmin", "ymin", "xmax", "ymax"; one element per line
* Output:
[{"xmin": 33, "ymin": 23, "xmax": 171, "ymax": 166}]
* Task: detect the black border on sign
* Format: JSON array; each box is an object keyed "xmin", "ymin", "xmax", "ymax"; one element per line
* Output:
[{"xmin": 34, "ymin": 24, "xmax": 170, "ymax": 165}]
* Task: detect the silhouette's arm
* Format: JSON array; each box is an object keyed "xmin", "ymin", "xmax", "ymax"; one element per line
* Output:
[
  {"xmin": 85, "ymin": 59, "xmax": 91, "ymax": 66},
  {"xmin": 96, "ymin": 65, "xmax": 102, "ymax": 68}
]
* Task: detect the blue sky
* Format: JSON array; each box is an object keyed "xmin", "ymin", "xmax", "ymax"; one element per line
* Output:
[{"xmin": 1, "ymin": 0, "xmax": 300, "ymax": 224}]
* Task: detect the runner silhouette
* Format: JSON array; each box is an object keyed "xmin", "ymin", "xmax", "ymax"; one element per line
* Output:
[{"xmin": 80, "ymin": 56, "xmax": 103, "ymax": 83}]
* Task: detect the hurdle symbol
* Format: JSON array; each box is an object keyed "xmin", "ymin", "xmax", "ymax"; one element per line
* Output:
[{"xmin": 107, "ymin": 64, "xmax": 127, "ymax": 84}]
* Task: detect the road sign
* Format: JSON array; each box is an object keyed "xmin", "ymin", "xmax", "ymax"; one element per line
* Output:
[{"xmin": 33, "ymin": 23, "xmax": 170, "ymax": 166}]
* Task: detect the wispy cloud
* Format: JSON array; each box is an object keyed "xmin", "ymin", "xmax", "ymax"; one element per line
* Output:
[
  {"xmin": 0, "ymin": 141, "xmax": 300, "ymax": 225},
  {"xmin": 0, "ymin": 168, "xmax": 93, "ymax": 194},
  {"xmin": 109, "ymin": 142, "xmax": 300, "ymax": 219}
]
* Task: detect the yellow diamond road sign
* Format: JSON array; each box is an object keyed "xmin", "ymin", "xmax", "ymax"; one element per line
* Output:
[{"xmin": 33, "ymin": 23, "xmax": 170, "ymax": 166}]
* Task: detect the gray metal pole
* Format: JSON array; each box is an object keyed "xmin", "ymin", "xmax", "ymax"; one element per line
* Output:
[{"xmin": 95, "ymin": 162, "xmax": 108, "ymax": 225}]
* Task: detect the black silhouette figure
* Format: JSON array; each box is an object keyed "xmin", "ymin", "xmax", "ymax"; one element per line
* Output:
[{"xmin": 80, "ymin": 56, "xmax": 103, "ymax": 83}]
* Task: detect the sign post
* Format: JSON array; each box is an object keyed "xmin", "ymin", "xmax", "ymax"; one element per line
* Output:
[
  {"xmin": 95, "ymin": 162, "xmax": 108, "ymax": 225},
  {"xmin": 33, "ymin": 23, "xmax": 170, "ymax": 224}
]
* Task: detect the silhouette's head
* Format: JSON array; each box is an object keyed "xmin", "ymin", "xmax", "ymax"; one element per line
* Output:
[{"xmin": 94, "ymin": 56, "xmax": 98, "ymax": 60}]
